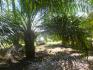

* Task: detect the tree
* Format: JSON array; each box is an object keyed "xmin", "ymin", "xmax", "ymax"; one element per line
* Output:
[
  {"xmin": 0, "ymin": 0, "xmax": 43, "ymax": 60},
  {"xmin": 42, "ymin": 0, "xmax": 92, "ymax": 55}
]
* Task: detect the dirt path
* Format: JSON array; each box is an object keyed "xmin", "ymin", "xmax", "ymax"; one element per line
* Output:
[{"xmin": 0, "ymin": 44, "xmax": 93, "ymax": 70}]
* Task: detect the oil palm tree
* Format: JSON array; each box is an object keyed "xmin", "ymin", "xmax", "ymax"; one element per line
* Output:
[
  {"xmin": 41, "ymin": 0, "xmax": 92, "ymax": 56},
  {"xmin": 0, "ymin": 0, "xmax": 50, "ymax": 60}
]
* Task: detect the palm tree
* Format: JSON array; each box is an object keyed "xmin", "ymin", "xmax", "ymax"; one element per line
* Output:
[
  {"xmin": 0, "ymin": 0, "xmax": 50, "ymax": 60},
  {"xmin": 41, "ymin": 0, "xmax": 92, "ymax": 56}
]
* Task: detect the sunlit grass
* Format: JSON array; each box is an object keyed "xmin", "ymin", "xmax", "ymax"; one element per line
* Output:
[{"xmin": 46, "ymin": 41, "xmax": 62, "ymax": 45}]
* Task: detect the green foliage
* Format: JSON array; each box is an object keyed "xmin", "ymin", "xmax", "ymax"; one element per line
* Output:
[
  {"xmin": 43, "ymin": 14, "xmax": 90, "ymax": 54},
  {"xmin": 0, "ymin": 0, "xmax": 92, "ymax": 59}
]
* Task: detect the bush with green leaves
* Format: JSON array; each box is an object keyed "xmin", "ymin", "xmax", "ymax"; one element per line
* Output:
[{"xmin": 43, "ymin": 14, "xmax": 90, "ymax": 55}]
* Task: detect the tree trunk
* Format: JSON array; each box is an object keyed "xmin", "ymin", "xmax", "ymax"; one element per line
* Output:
[{"xmin": 24, "ymin": 30, "xmax": 35, "ymax": 60}]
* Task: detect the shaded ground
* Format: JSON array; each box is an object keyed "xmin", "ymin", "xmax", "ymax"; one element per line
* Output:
[{"xmin": 0, "ymin": 44, "xmax": 93, "ymax": 70}]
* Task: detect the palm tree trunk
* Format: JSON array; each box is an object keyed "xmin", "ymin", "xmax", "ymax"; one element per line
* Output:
[{"xmin": 24, "ymin": 30, "xmax": 35, "ymax": 60}]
